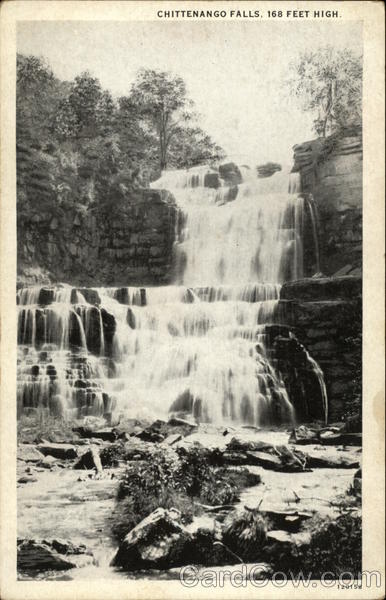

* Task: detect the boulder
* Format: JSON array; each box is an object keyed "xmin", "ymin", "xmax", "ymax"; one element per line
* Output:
[
  {"xmin": 289, "ymin": 426, "xmax": 320, "ymax": 445},
  {"xmin": 319, "ymin": 430, "xmax": 342, "ymax": 445},
  {"xmin": 256, "ymin": 162, "xmax": 282, "ymax": 178},
  {"xmin": 134, "ymin": 429, "xmax": 165, "ymax": 443},
  {"xmin": 219, "ymin": 162, "xmax": 242, "ymax": 185},
  {"xmin": 162, "ymin": 434, "xmax": 183, "ymax": 446},
  {"xmin": 222, "ymin": 451, "xmax": 248, "ymax": 465},
  {"xmin": 17, "ymin": 445, "xmax": 45, "ymax": 463},
  {"xmin": 18, "ymin": 476, "xmax": 38, "ymax": 484},
  {"xmin": 225, "ymin": 438, "xmax": 308, "ymax": 471},
  {"xmin": 280, "ymin": 276, "xmax": 362, "ymax": 302},
  {"xmin": 17, "ymin": 539, "xmax": 94, "ymax": 572},
  {"xmin": 167, "ymin": 417, "xmax": 197, "ymax": 431},
  {"xmin": 101, "ymin": 308, "xmax": 116, "ymax": 355},
  {"xmin": 37, "ymin": 443, "xmax": 78, "ymax": 460},
  {"xmin": 227, "ymin": 437, "xmax": 274, "ymax": 453},
  {"xmin": 73, "ymin": 426, "xmax": 118, "ymax": 442},
  {"xmin": 74, "ymin": 447, "xmax": 103, "ymax": 473},
  {"xmin": 266, "ymin": 529, "xmax": 311, "ymax": 547},
  {"xmin": 273, "ymin": 445, "xmax": 308, "ymax": 472},
  {"xmin": 38, "ymin": 288, "xmax": 55, "ymax": 306},
  {"xmin": 111, "ymin": 508, "xmax": 192, "ymax": 570},
  {"xmin": 353, "ymin": 468, "xmax": 362, "ymax": 497},
  {"xmin": 259, "ymin": 510, "xmax": 312, "ymax": 533},
  {"xmin": 39, "ymin": 455, "xmax": 59, "ymax": 469},
  {"xmin": 123, "ymin": 438, "xmax": 154, "ymax": 460},
  {"xmin": 303, "ymin": 449, "xmax": 359, "ymax": 469},
  {"xmin": 245, "ymin": 451, "xmax": 283, "ymax": 470},
  {"xmin": 204, "ymin": 172, "xmax": 220, "ymax": 189},
  {"xmin": 73, "ymin": 288, "xmax": 101, "ymax": 305},
  {"xmin": 339, "ymin": 432, "xmax": 362, "ymax": 446}
]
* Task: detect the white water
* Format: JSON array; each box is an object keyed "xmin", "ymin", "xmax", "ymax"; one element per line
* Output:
[{"xmin": 17, "ymin": 164, "xmax": 327, "ymax": 426}]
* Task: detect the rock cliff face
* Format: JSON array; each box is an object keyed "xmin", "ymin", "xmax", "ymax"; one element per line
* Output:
[
  {"xmin": 17, "ymin": 189, "xmax": 177, "ymax": 287},
  {"xmin": 277, "ymin": 276, "xmax": 362, "ymax": 422},
  {"xmin": 292, "ymin": 129, "xmax": 362, "ymax": 276}
]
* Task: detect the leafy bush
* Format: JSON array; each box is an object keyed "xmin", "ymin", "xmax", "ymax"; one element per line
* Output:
[
  {"xmin": 112, "ymin": 448, "xmax": 194, "ymax": 542},
  {"xmin": 222, "ymin": 509, "xmax": 268, "ymax": 562},
  {"xmin": 299, "ymin": 512, "xmax": 362, "ymax": 577},
  {"xmin": 99, "ymin": 443, "xmax": 125, "ymax": 467},
  {"xmin": 113, "ymin": 444, "xmax": 262, "ymax": 542}
]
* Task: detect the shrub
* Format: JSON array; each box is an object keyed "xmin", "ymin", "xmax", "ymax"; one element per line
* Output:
[
  {"xmin": 113, "ymin": 445, "xmax": 263, "ymax": 543},
  {"xmin": 99, "ymin": 443, "xmax": 125, "ymax": 467},
  {"xmin": 298, "ymin": 512, "xmax": 362, "ymax": 577},
  {"xmin": 175, "ymin": 446, "xmax": 261, "ymax": 506},
  {"xmin": 112, "ymin": 487, "xmax": 195, "ymax": 543},
  {"xmin": 112, "ymin": 448, "xmax": 195, "ymax": 542},
  {"xmin": 222, "ymin": 509, "xmax": 268, "ymax": 562}
]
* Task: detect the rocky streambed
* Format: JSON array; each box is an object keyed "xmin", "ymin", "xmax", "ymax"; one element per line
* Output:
[{"xmin": 17, "ymin": 417, "xmax": 361, "ymax": 580}]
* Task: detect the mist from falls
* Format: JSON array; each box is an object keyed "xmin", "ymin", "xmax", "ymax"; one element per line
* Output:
[{"xmin": 17, "ymin": 165, "xmax": 327, "ymax": 426}]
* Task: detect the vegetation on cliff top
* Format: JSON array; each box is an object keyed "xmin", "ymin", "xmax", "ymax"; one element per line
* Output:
[
  {"xmin": 287, "ymin": 46, "xmax": 362, "ymax": 138},
  {"xmin": 17, "ymin": 54, "xmax": 225, "ymax": 218}
]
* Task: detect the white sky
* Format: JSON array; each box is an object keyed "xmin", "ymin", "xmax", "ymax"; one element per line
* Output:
[{"xmin": 18, "ymin": 20, "xmax": 362, "ymax": 165}]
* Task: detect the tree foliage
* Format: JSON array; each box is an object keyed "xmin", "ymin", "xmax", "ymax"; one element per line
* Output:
[
  {"xmin": 129, "ymin": 68, "xmax": 194, "ymax": 170},
  {"xmin": 54, "ymin": 72, "xmax": 114, "ymax": 139},
  {"xmin": 288, "ymin": 46, "xmax": 362, "ymax": 137},
  {"xmin": 16, "ymin": 55, "xmax": 224, "ymax": 198},
  {"xmin": 17, "ymin": 54, "xmax": 64, "ymax": 143}
]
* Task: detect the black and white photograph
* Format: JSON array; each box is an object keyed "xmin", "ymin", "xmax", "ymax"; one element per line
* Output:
[{"xmin": 0, "ymin": 2, "xmax": 384, "ymax": 598}]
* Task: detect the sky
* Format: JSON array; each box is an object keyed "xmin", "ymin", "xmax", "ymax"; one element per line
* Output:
[{"xmin": 18, "ymin": 20, "xmax": 362, "ymax": 166}]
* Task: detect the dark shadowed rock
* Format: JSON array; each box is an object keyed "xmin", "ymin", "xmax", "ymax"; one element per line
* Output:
[
  {"xmin": 219, "ymin": 162, "xmax": 242, "ymax": 185},
  {"xmin": 280, "ymin": 276, "xmax": 362, "ymax": 302},
  {"xmin": 123, "ymin": 438, "xmax": 155, "ymax": 460},
  {"xmin": 38, "ymin": 288, "xmax": 55, "ymax": 306},
  {"xmin": 101, "ymin": 308, "xmax": 116, "ymax": 354},
  {"xmin": 18, "ymin": 476, "xmax": 38, "ymax": 484},
  {"xmin": 167, "ymin": 416, "xmax": 197, "ymax": 431},
  {"xmin": 73, "ymin": 288, "xmax": 101, "ymax": 305},
  {"xmin": 302, "ymin": 448, "xmax": 360, "ymax": 469},
  {"xmin": 127, "ymin": 308, "xmax": 136, "ymax": 329},
  {"xmin": 245, "ymin": 451, "xmax": 283, "ymax": 470},
  {"xmin": 74, "ymin": 447, "xmax": 103, "ymax": 472},
  {"xmin": 73, "ymin": 425, "xmax": 118, "ymax": 442},
  {"xmin": 17, "ymin": 539, "xmax": 94, "ymax": 571},
  {"xmin": 169, "ymin": 390, "xmax": 194, "ymax": 414},
  {"xmin": 259, "ymin": 509, "xmax": 312, "ymax": 533},
  {"xmin": 289, "ymin": 426, "xmax": 320, "ymax": 445},
  {"xmin": 204, "ymin": 172, "xmax": 220, "ymax": 189},
  {"xmin": 162, "ymin": 433, "xmax": 182, "ymax": 446},
  {"xmin": 319, "ymin": 431, "xmax": 342, "ymax": 445},
  {"xmin": 256, "ymin": 162, "xmax": 282, "ymax": 178},
  {"xmin": 37, "ymin": 443, "xmax": 78, "ymax": 460},
  {"xmin": 227, "ymin": 437, "xmax": 274, "ymax": 453},
  {"xmin": 222, "ymin": 451, "xmax": 248, "ymax": 465},
  {"xmin": 115, "ymin": 288, "xmax": 130, "ymax": 305},
  {"xmin": 339, "ymin": 432, "xmax": 362, "ymax": 446}
]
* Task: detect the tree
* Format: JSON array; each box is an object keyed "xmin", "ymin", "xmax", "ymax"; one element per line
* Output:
[
  {"xmin": 168, "ymin": 125, "xmax": 226, "ymax": 169},
  {"xmin": 17, "ymin": 54, "xmax": 63, "ymax": 143},
  {"xmin": 54, "ymin": 72, "xmax": 115, "ymax": 139},
  {"xmin": 288, "ymin": 46, "xmax": 362, "ymax": 137},
  {"xmin": 129, "ymin": 69, "xmax": 194, "ymax": 170}
]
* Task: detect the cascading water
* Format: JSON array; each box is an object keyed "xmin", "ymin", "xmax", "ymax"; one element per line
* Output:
[{"xmin": 17, "ymin": 164, "xmax": 328, "ymax": 426}]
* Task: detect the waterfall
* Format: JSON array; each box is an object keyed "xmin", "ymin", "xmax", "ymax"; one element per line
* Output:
[{"xmin": 17, "ymin": 163, "xmax": 328, "ymax": 426}]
